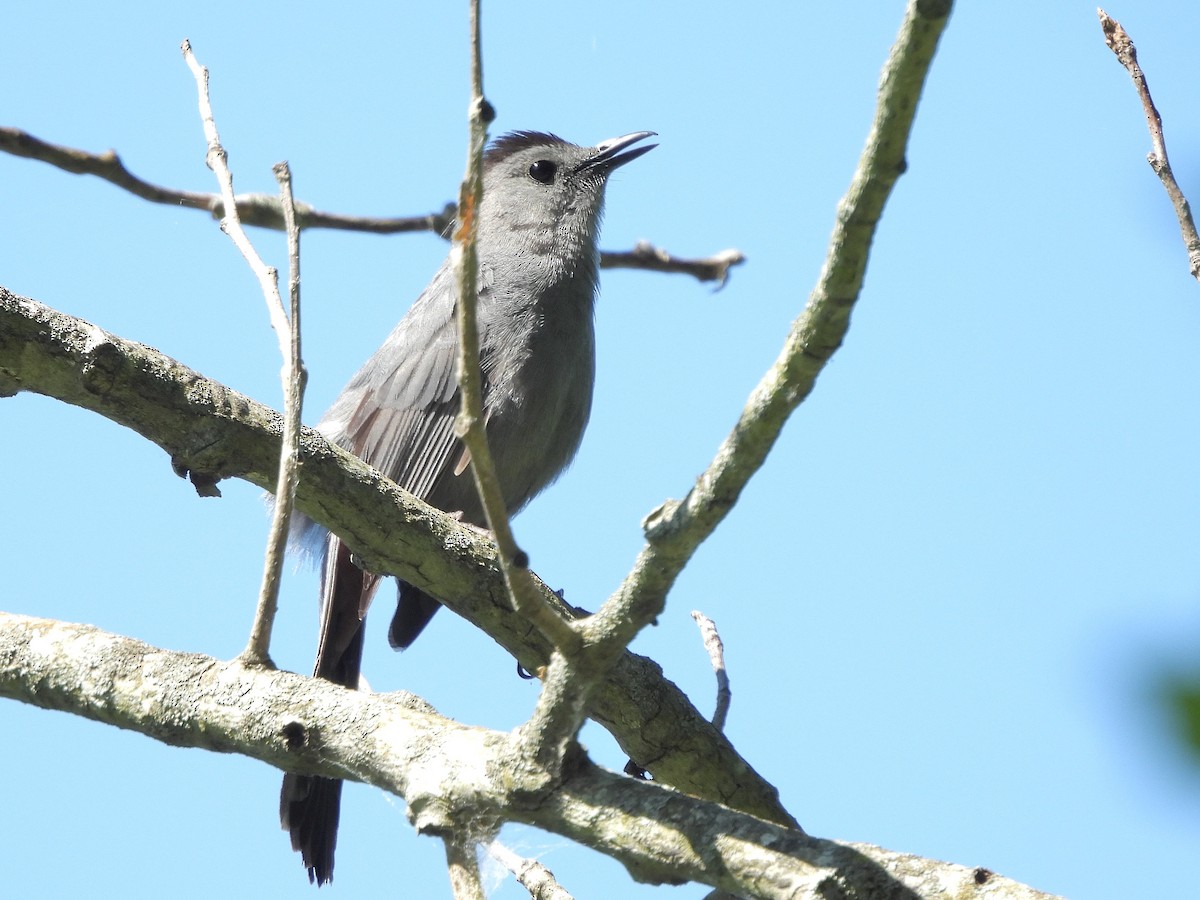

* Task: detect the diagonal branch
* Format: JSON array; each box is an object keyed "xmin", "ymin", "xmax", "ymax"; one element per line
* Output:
[
  {"xmin": 0, "ymin": 0, "xmax": 954, "ymax": 833},
  {"xmin": 1097, "ymin": 9, "xmax": 1200, "ymax": 280},
  {"xmin": 474, "ymin": 0, "xmax": 955, "ymax": 809},
  {"xmin": 583, "ymin": 0, "xmax": 954, "ymax": 690},
  {"xmin": 0, "ymin": 284, "xmax": 792, "ymax": 828},
  {"xmin": 486, "ymin": 842, "xmax": 576, "ymax": 900}
]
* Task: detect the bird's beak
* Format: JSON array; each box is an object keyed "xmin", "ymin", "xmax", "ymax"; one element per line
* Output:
[{"xmin": 579, "ymin": 131, "xmax": 658, "ymax": 174}]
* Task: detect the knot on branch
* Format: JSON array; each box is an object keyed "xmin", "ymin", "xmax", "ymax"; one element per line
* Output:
[
  {"xmin": 79, "ymin": 335, "xmax": 124, "ymax": 396},
  {"xmin": 641, "ymin": 498, "xmax": 682, "ymax": 541},
  {"xmin": 281, "ymin": 721, "xmax": 307, "ymax": 750},
  {"xmin": 406, "ymin": 779, "xmax": 503, "ymax": 844}
]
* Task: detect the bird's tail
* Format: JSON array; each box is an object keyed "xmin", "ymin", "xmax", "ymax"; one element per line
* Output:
[
  {"xmin": 388, "ymin": 582, "xmax": 443, "ymax": 650},
  {"xmin": 280, "ymin": 535, "xmax": 376, "ymax": 885}
]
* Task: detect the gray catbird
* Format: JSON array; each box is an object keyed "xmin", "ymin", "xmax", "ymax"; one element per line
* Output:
[{"xmin": 280, "ymin": 130, "xmax": 656, "ymax": 884}]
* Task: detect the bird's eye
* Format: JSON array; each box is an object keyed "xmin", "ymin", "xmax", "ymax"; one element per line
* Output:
[{"xmin": 528, "ymin": 160, "xmax": 557, "ymax": 184}]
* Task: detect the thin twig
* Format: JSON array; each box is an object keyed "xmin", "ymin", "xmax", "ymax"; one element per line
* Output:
[
  {"xmin": 449, "ymin": 1, "xmax": 601, "ymax": 775},
  {"xmin": 180, "ymin": 41, "xmax": 283, "ymax": 331},
  {"xmin": 1098, "ymin": 9, "xmax": 1200, "ymax": 280},
  {"xmin": 180, "ymin": 39, "xmax": 301, "ymax": 665},
  {"xmin": 602, "ymin": 241, "xmax": 745, "ymax": 287},
  {"xmin": 450, "ymin": 1, "xmax": 580, "ymax": 655},
  {"xmin": 0, "ymin": 125, "xmax": 454, "ymax": 235},
  {"xmin": 445, "ymin": 838, "xmax": 486, "ymax": 900},
  {"xmin": 619, "ymin": 611, "xmax": 730, "ymax": 779},
  {"xmin": 246, "ymin": 162, "xmax": 306, "ymax": 664},
  {"xmin": 691, "ymin": 611, "xmax": 731, "ymax": 732},
  {"xmin": 0, "ymin": 126, "xmax": 740, "ymax": 280},
  {"xmin": 486, "ymin": 841, "xmax": 576, "ymax": 900}
]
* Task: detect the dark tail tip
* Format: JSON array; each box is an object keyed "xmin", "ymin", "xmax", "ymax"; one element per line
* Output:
[
  {"xmin": 281, "ymin": 773, "xmax": 342, "ymax": 886},
  {"xmin": 388, "ymin": 584, "xmax": 443, "ymax": 649}
]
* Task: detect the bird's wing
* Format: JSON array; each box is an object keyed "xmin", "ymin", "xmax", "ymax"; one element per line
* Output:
[{"xmin": 319, "ymin": 262, "xmax": 472, "ymax": 500}]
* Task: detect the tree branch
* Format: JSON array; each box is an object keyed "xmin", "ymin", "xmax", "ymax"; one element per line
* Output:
[
  {"xmin": 0, "ymin": 0, "xmax": 952, "ymax": 834},
  {"xmin": 445, "ymin": 837, "xmax": 486, "ymax": 900},
  {"xmin": 0, "ymin": 284, "xmax": 791, "ymax": 828},
  {"xmin": 692, "ymin": 611, "xmax": 731, "ymax": 732},
  {"xmin": 177, "ymin": 40, "xmax": 308, "ymax": 665},
  {"xmin": 1097, "ymin": 9, "xmax": 1200, "ymax": 280},
  {"xmin": 486, "ymin": 842, "xmax": 576, "ymax": 900},
  {"xmin": 448, "ymin": 3, "xmax": 579, "ymax": 660},
  {"xmin": 587, "ymin": 0, "xmax": 954, "ymax": 693},
  {"xmin": 0, "ymin": 125, "xmax": 455, "ymax": 235},
  {"xmin": 244, "ymin": 161, "xmax": 303, "ymax": 663},
  {"xmin": 0, "ymin": 612, "xmax": 1062, "ymax": 900},
  {"xmin": 601, "ymin": 241, "xmax": 745, "ymax": 287},
  {"xmin": 0, "ymin": 125, "xmax": 740, "ymax": 281}
]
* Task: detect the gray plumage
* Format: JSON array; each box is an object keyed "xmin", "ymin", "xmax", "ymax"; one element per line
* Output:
[{"xmin": 281, "ymin": 130, "xmax": 655, "ymax": 885}]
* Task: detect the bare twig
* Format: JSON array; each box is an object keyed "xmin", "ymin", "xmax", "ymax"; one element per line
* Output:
[
  {"xmin": 180, "ymin": 41, "xmax": 282, "ymax": 332},
  {"xmin": 445, "ymin": 838, "xmax": 486, "ymax": 900},
  {"xmin": 450, "ymin": 1, "xmax": 581, "ymax": 656},
  {"xmin": 1098, "ymin": 9, "xmax": 1200, "ymax": 280},
  {"xmin": 0, "ymin": 126, "xmax": 739, "ymax": 280},
  {"xmin": 619, "ymin": 611, "xmax": 730, "ymax": 779},
  {"xmin": 602, "ymin": 241, "xmax": 745, "ymax": 287},
  {"xmin": 180, "ymin": 40, "xmax": 303, "ymax": 665},
  {"xmin": 0, "ymin": 125, "xmax": 454, "ymax": 235},
  {"xmin": 691, "ymin": 611, "xmax": 731, "ymax": 732},
  {"xmin": 486, "ymin": 841, "xmax": 576, "ymax": 900},
  {"xmin": 246, "ymin": 161, "xmax": 306, "ymax": 664}
]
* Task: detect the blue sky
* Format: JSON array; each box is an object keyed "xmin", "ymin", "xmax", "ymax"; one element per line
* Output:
[{"xmin": 3, "ymin": 2, "xmax": 1200, "ymax": 897}]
